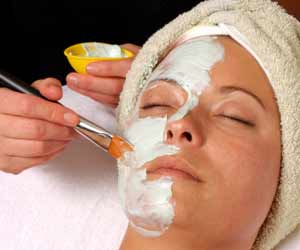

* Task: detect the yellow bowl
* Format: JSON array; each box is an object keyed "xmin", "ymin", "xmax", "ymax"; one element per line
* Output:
[{"xmin": 64, "ymin": 42, "xmax": 134, "ymax": 74}]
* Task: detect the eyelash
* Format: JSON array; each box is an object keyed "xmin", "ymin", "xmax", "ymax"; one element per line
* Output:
[
  {"xmin": 220, "ymin": 115, "xmax": 254, "ymax": 127},
  {"xmin": 141, "ymin": 104, "xmax": 171, "ymax": 109}
]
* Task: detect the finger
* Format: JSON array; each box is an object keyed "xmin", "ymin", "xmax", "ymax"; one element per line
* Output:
[
  {"xmin": 0, "ymin": 147, "xmax": 66, "ymax": 175},
  {"xmin": 66, "ymin": 73, "xmax": 124, "ymax": 95},
  {"xmin": 120, "ymin": 43, "xmax": 141, "ymax": 54},
  {"xmin": 31, "ymin": 78, "xmax": 63, "ymax": 101},
  {"xmin": 0, "ymin": 114, "xmax": 76, "ymax": 140},
  {"xmin": 1, "ymin": 137, "xmax": 70, "ymax": 157},
  {"xmin": 67, "ymin": 85, "xmax": 119, "ymax": 105},
  {"xmin": 85, "ymin": 57, "xmax": 134, "ymax": 78},
  {"xmin": 0, "ymin": 88, "xmax": 79, "ymax": 127}
]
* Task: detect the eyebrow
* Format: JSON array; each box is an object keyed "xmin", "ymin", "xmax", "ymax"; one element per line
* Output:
[{"xmin": 220, "ymin": 86, "xmax": 265, "ymax": 110}]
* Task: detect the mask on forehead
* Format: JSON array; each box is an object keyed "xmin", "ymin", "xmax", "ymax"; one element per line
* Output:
[{"xmin": 117, "ymin": 36, "xmax": 224, "ymax": 237}]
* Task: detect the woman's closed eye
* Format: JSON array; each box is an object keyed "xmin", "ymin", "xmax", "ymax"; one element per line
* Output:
[
  {"xmin": 141, "ymin": 102, "xmax": 174, "ymax": 109},
  {"xmin": 212, "ymin": 98, "xmax": 258, "ymax": 128},
  {"xmin": 139, "ymin": 101, "xmax": 176, "ymax": 118},
  {"xmin": 138, "ymin": 80, "xmax": 188, "ymax": 118},
  {"xmin": 219, "ymin": 114, "xmax": 255, "ymax": 127}
]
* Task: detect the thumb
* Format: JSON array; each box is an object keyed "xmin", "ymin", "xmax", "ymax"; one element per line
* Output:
[{"xmin": 31, "ymin": 78, "xmax": 63, "ymax": 101}]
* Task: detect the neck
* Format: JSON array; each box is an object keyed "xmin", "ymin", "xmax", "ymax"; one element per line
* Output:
[{"xmin": 120, "ymin": 225, "xmax": 254, "ymax": 250}]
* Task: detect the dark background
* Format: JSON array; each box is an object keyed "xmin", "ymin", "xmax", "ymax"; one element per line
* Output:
[{"xmin": 0, "ymin": 0, "xmax": 201, "ymax": 83}]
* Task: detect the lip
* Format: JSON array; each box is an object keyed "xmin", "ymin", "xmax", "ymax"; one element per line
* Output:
[{"xmin": 145, "ymin": 155, "xmax": 201, "ymax": 182}]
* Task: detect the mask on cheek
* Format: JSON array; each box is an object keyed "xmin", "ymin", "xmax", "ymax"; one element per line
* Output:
[
  {"xmin": 117, "ymin": 36, "xmax": 224, "ymax": 237},
  {"xmin": 118, "ymin": 116, "xmax": 179, "ymax": 237}
]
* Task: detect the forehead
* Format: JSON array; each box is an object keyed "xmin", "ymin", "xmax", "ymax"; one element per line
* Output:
[
  {"xmin": 141, "ymin": 36, "xmax": 274, "ymax": 110},
  {"xmin": 146, "ymin": 36, "xmax": 224, "ymax": 94},
  {"xmin": 210, "ymin": 37, "xmax": 274, "ymax": 108}
]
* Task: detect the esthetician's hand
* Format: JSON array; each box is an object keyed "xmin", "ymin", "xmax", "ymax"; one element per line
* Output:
[
  {"xmin": 0, "ymin": 78, "xmax": 79, "ymax": 174},
  {"xmin": 66, "ymin": 43, "xmax": 141, "ymax": 107}
]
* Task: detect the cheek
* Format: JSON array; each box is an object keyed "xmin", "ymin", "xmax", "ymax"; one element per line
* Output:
[
  {"xmin": 206, "ymin": 132, "xmax": 280, "ymax": 229},
  {"xmin": 171, "ymin": 131, "xmax": 281, "ymax": 238}
]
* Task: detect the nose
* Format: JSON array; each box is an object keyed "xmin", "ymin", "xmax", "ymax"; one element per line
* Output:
[{"xmin": 164, "ymin": 117, "xmax": 203, "ymax": 148}]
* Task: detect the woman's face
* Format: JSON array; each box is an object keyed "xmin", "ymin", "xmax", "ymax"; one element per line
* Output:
[{"xmin": 120, "ymin": 36, "xmax": 281, "ymax": 246}]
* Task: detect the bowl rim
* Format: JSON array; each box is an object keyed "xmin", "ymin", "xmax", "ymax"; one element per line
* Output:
[{"xmin": 63, "ymin": 41, "xmax": 134, "ymax": 60}]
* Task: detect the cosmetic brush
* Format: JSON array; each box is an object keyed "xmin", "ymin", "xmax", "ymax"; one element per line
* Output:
[{"xmin": 0, "ymin": 69, "xmax": 133, "ymax": 159}]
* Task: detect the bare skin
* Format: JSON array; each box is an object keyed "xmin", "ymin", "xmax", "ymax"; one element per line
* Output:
[{"xmin": 120, "ymin": 37, "xmax": 281, "ymax": 250}]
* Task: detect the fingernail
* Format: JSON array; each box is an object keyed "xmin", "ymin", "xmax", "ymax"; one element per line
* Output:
[
  {"xmin": 67, "ymin": 75, "xmax": 79, "ymax": 85},
  {"xmin": 86, "ymin": 64, "xmax": 95, "ymax": 73},
  {"xmin": 48, "ymin": 85, "xmax": 60, "ymax": 94},
  {"xmin": 64, "ymin": 113, "xmax": 78, "ymax": 125}
]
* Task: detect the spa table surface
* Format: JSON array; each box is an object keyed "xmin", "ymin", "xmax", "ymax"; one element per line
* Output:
[{"xmin": 0, "ymin": 87, "xmax": 298, "ymax": 250}]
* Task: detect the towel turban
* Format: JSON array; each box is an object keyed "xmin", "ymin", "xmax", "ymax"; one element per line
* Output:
[{"xmin": 116, "ymin": 0, "xmax": 300, "ymax": 249}]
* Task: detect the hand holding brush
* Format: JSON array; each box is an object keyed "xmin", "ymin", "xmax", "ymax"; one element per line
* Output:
[{"xmin": 0, "ymin": 70, "xmax": 132, "ymax": 174}]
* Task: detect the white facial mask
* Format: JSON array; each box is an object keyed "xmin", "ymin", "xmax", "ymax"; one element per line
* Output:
[
  {"xmin": 118, "ymin": 36, "xmax": 224, "ymax": 237},
  {"xmin": 118, "ymin": 117, "xmax": 179, "ymax": 237}
]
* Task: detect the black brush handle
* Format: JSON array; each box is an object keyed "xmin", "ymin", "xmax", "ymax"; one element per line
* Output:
[{"xmin": 0, "ymin": 69, "xmax": 58, "ymax": 103}]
